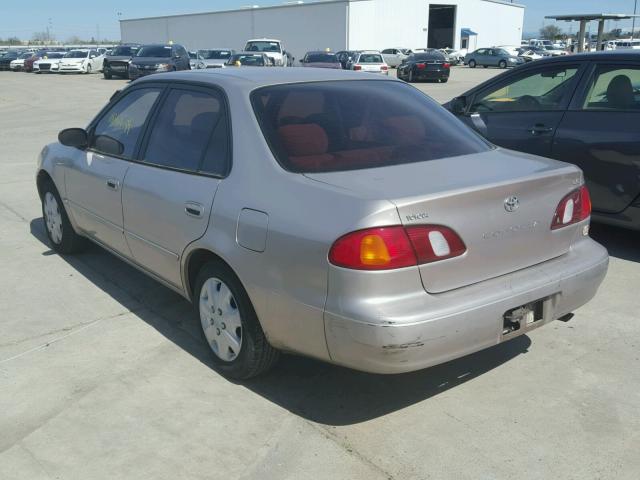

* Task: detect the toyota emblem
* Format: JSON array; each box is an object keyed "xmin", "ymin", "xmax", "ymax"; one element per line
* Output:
[{"xmin": 504, "ymin": 196, "xmax": 519, "ymax": 212}]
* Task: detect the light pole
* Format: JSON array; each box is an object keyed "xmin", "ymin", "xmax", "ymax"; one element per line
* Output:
[{"xmin": 633, "ymin": 0, "xmax": 638, "ymax": 39}]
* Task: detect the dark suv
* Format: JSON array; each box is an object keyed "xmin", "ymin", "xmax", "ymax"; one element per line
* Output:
[
  {"xmin": 103, "ymin": 44, "xmax": 141, "ymax": 79},
  {"xmin": 129, "ymin": 44, "xmax": 190, "ymax": 80}
]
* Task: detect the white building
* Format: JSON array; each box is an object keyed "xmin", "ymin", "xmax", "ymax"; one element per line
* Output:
[{"xmin": 120, "ymin": 0, "xmax": 524, "ymax": 61}]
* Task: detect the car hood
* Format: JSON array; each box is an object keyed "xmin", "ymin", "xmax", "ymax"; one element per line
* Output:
[
  {"xmin": 106, "ymin": 55, "xmax": 132, "ymax": 61},
  {"xmin": 59, "ymin": 58, "xmax": 86, "ymax": 63}
]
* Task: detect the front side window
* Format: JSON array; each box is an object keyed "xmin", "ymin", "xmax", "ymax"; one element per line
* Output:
[
  {"xmin": 143, "ymin": 89, "xmax": 229, "ymax": 175},
  {"xmin": 471, "ymin": 66, "xmax": 579, "ymax": 113},
  {"xmin": 583, "ymin": 65, "xmax": 640, "ymax": 111},
  {"xmin": 252, "ymin": 81, "xmax": 490, "ymax": 173},
  {"xmin": 91, "ymin": 88, "xmax": 161, "ymax": 157}
]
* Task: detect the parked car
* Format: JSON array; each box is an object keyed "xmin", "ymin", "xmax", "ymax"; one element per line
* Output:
[
  {"xmin": 244, "ymin": 38, "xmax": 288, "ymax": 66},
  {"xmin": 129, "ymin": 44, "xmax": 191, "ymax": 80},
  {"xmin": 335, "ymin": 50, "xmax": 358, "ymax": 69},
  {"xmin": 300, "ymin": 51, "xmax": 341, "ymax": 69},
  {"xmin": 103, "ymin": 44, "xmax": 141, "ymax": 79},
  {"xmin": 381, "ymin": 48, "xmax": 412, "ymax": 68},
  {"xmin": 439, "ymin": 48, "xmax": 462, "ymax": 65},
  {"xmin": 37, "ymin": 68, "xmax": 607, "ymax": 379},
  {"xmin": 225, "ymin": 52, "xmax": 271, "ymax": 67},
  {"xmin": 0, "ymin": 51, "xmax": 19, "ymax": 71},
  {"xmin": 9, "ymin": 52, "xmax": 33, "ymax": 71},
  {"xmin": 33, "ymin": 52, "xmax": 66, "ymax": 73},
  {"xmin": 58, "ymin": 49, "xmax": 104, "ymax": 74},
  {"xmin": 349, "ymin": 51, "xmax": 389, "ymax": 75},
  {"xmin": 518, "ymin": 48, "xmax": 549, "ymax": 62},
  {"xmin": 397, "ymin": 50, "xmax": 450, "ymax": 83},
  {"xmin": 465, "ymin": 48, "xmax": 525, "ymax": 69},
  {"xmin": 445, "ymin": 51, "xmax": 640, "ymax": 230},
  {"xmin": 195, "ymin": 49, "xmax": 235, "ymax": 69}
]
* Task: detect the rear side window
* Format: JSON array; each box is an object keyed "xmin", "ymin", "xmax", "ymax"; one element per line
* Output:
[
  {"xmin": 583, "ymin": 65, "xmax": 640, "ymax": 111},
  {"xmin": 143, "ymin": 88, "xmax": 229, "ymax": 175},
  {"xmin": 471, "ymin": 66, "xmax": 579, "ymax": 113},
  {"xmin": 91, "ymin": 87, "xmax": 161, "ymax": 158},
  {"xmin": 251, "ymin": 80, "xmax": 490, "ymax": 173}
]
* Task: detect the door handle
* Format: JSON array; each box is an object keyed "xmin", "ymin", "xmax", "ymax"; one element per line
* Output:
[
  {"xmin": 184, "ymin": 202, "xmax": 204, "ymax": 218},
  {"xmin": 529, "ymin": 124, "xmax": 554, "ymax": 135},
  {"xmin": 106, "ymin": 178, "xmax": 120, "ymax": 190}
]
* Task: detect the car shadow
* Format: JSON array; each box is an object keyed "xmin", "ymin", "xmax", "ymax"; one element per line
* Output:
[
  {"xmin": 30, "ymin": 217, "xmax": 530, "ymax": 426},
  {"xmin": 590, "ymin": 222, "xmax": 640, "ymax": 263}
]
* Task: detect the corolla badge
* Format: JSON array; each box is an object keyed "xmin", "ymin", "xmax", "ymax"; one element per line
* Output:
[{"xmin": 504, "ymin": 196, "xmax": 519, "ymax": 212}]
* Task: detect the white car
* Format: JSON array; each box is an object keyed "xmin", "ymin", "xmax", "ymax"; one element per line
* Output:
[
  {"xmin": 494, "ymin": 45, "xmax": 522, "ymax": 57},
  {"xmin": 58, "ymin": 49, "xmax": 104, "ymax": 74},
  {"xmin": 194, "ymin": 49, "xmax": 235, "ymax": 69},
  {"xmin": 9, "ymin": 52, "xmax": 34, "ymax": 71},
  {"xmin": 33, "ymin": 52, "xmax": 65, "ymax": 73},
  {"xmin": 244, "ymin": 38, "xmax": 287, "ymax": 66},
  {"xmin": 350, "ymin": 51, "xmax": 389, "ymax": 75},
  {"xmin": 381, "ymin": 48, "xmax": 411, "ymax": 68}
]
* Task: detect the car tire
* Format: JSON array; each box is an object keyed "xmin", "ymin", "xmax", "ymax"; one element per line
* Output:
[
  {"xmin": 441, "ymin": 77, "xmax": 449, "ymax": 83},
  {"xmin": 468, "ymin": 60, "xmax": 476, "ymax": 68},
  {"xmin": 86, "ymin": 64, "xmax": 92, "ymax": 74},
  {"xmin": 103, "ymin": 70, "xmax": 112, "ymax": 79},
  {"xmin": 194, "ymin": 260, "xmax": 279, "ymax": 379},
  {"xmin": 40, "ymin": 180, "xmax": 86, "ymax": 254},
  {"xmin": 408, "ymin": 70, "xmax": 414, "ymax": 82},
  {"xmin": 499, "ymin": 60, "xmax": 507, "ymax": 69},
  {"xmin": 483, "ymin": 65, "xmax": 488, "ymax": 68}
]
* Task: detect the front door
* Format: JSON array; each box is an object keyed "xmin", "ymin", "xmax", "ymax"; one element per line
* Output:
[
  {"xmin": 553, "ymin": 62, "xmax": 640, "ymax": 214},
  {"xmin": 122, "ymin": 85, "xmax": 231, "ymax": 287},
  {"xmin": 65, "ymin": 86, "xmax": 162, "ymax": 256},
  {"xmin": 462, "ymin": 63, "xmax": 583, "ymax": 158}
]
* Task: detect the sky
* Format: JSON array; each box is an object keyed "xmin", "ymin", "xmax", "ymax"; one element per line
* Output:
[{"xmin": 0, "ymin": 0, "xmax": 638, "ymax": 41}]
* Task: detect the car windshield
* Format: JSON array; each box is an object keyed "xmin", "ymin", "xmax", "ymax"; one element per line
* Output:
[
  {"xmin": 252, "ymin": 81, "xmax": 490, "ymax": 173},
  {"xmin": 19, "ymin": 53, "xmax": 33, "ymax": 59},
  {"xmin": 199, "ymin": 50, "xmax": 231, "ymax": 60},
  {"xmin": 113, "ymin": 46, "xmax": 138, "ymax": 56},
  {"xmin": 245, "ymin": 41, "xmax": 281, "ymax": 52},
  {"xmin": 227, "ymin": 54, "xmax": 265, "ymax": 66},
  {"xmin": 358, "ymin": 54, "xmax": 383, "ymax": 63},
  {"xmin": 305, "ymin": 53, "xmax": 338, "ymax": 63},
  {"xmin": 64, "ymin": 51, "xmax": 87, "ymax": 58},
  {"xmin": 137, "ymin": 46, "xmax": 172, "ymax": 58},
  {"xmin": 45, "ymin": 53, "xmax": 65, "ymax": 59}
]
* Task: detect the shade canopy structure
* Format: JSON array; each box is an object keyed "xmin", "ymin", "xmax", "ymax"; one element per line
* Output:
[{"xmin": 545, "ymin": 13, "xmax": 640, "ymax": 52}]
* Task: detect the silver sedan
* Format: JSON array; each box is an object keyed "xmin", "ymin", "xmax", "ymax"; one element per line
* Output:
[{"xmin": 36, "ymin": 68, "xmax": 608, "ymax": 379}]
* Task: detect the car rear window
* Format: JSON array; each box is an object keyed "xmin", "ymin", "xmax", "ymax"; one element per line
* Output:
[
  {"xmin": 359, "ymin": 54, "xmax": 383, "ymax": 63},
  {"xmin": 251, "ymin": 80, "xmax": 490, "ymax": 173}
]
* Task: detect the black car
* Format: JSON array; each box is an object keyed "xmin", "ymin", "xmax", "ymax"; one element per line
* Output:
[
  {"xmin": 129, "ymin": 44, "xmax": 190, "ymax": 80},
  {"xmin": 397, "ymin": 51, "xmax": 451, "ymax": 83},
  {"xmin": 103, "ymin": 44, "xmax": 141, "ymax": 79},
  {"xmin": 445, "ymin": 51, "xmax": 640, "ymax": 230},
  {"xmin": 0, "ymin": 51, "xmax": 19, "ymax": 71},
  {"xmin": 335, "ymin": 50, "xmax": 358, "ymax": 70}
]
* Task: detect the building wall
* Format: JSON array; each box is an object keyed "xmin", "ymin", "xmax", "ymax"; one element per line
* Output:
[
  {"xmin": 120, "ymin": 2, "xmax": 349, "ymax": 63},
  {"xmin": 347, "ymin": 0, "xmax": 524, "ymax": 51},
  {"xmin": 120, "ymin": 0, "xmax": 524, "ymax": 61}
]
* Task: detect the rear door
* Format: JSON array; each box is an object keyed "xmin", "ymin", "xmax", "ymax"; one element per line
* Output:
[
  {"xmin": 65, "ymin": 86, "xmax": 162, "ymax": 257},
  {"xmin": 552, "ymin": 61, "xmax": 640, "ymax": 214},
  {"xmin": 121, "ymin": 84, "xmax": 231, "ymax": 288},
  {"xmin": 461, "ymin": 63, "xmax": 584, "ymax": 157}
]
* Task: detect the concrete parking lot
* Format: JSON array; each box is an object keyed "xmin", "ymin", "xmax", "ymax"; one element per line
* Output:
[{"xmin": 1, "ymin": 68, "xmax": 639, "ymax": 480}]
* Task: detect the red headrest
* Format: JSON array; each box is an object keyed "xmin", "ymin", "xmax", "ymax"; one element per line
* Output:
[{"xmin": 278, "ymin": 124, "xmax": 329, "ymax": 156}]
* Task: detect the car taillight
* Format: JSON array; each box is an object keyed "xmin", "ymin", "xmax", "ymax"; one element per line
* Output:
[
  {"xmin": 381, "ymin": 65, "xmax": 388, "ymax": 70},
  {"xmin": 329, "ymin": 225, "xmax": 466, "ymax": 270},
  {"xmin": 443, "ymin": 63, "xmax": 451, "ymax": 69},
  {"xmin": 551, "ymin": 185, "xmax": 591, "ymax": 230},
  {"xmin": 354, "ymin": 65, "xmax": 362, "ymax": 70},
  {"xmin": 416, "ymin": 63, "xmax": 426, "ymax": 70}
]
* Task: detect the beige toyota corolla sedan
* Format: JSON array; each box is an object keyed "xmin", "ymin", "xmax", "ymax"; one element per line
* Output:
[{"xmin": 36, "ymin": 68, "xmax": 608, "ymax": 379}]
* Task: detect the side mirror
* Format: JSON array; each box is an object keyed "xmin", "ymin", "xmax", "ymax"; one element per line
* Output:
[
  {"xmin": 58, "ymin": 128, "xmax": 88, "ymax": 149},
  {"xmin": 93, "ymin": 135, "xmax": 124, "ymax": 156},
  {"xmin": 450, "ymin": 96, "xmax": 467, "ymax": 115}
]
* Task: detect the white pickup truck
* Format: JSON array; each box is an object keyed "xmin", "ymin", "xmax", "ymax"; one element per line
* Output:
[{"xmin": 244, "ymin": 38, "xmax": 289, "ymax": 66}]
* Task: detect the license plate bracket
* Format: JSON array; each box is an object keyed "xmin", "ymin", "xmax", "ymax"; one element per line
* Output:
[{"xmin": 502, "ymin": 298, "xmax": 547, "ymax": 338}]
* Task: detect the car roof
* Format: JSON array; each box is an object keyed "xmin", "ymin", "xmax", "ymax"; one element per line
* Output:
[
  {"xmin": 305, "ymin": 51, "xmax": 336, "ymax": 55},
  {"xmin": 246, "ymin": 38, "xmax": 280, "ymax": 43},
  {"xmin": 134, "ymin": 67, "xmax": 395, "ymax": 91}
]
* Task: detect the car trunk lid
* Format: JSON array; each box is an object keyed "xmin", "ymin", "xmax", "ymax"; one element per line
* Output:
[{"xmin": 306, "ymin": 148, "xmax": 584, "ymax": 293}]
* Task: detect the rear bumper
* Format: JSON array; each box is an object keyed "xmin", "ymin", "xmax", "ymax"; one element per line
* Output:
[
  {"xmin": 324, "ymin": 238, "xmax": 608, "ymax": 374},
  {"xmin": 415, "ymin": 69, "xmax": 450, "ymax": 80}
]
